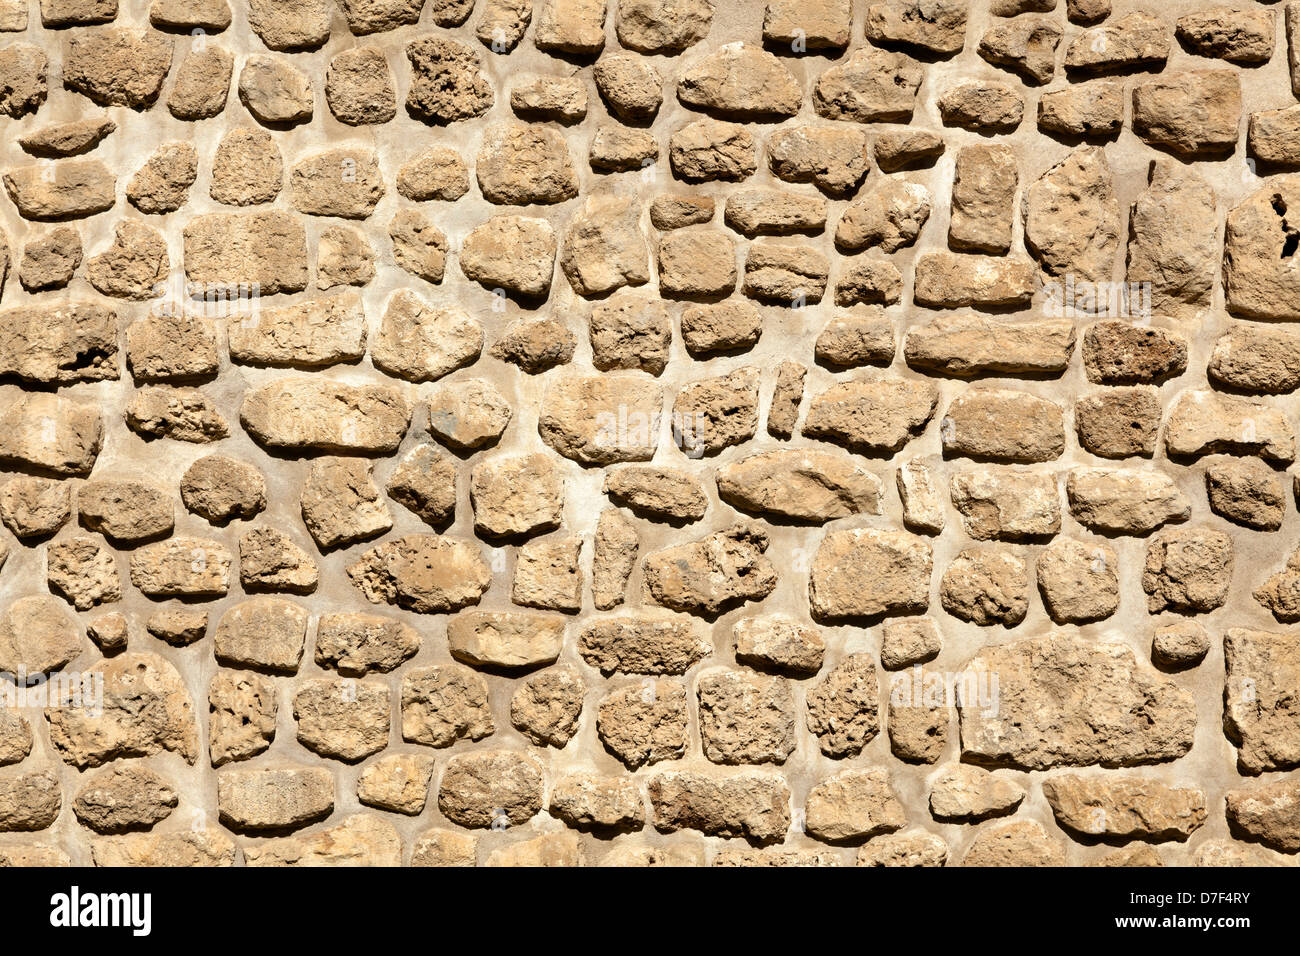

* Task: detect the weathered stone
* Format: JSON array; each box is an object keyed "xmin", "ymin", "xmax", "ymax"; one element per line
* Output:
[
  {"xmin": 873, "ymin": 129, "xmax": 944, "ymax": 171},
  {"xmin": 217, "ymin": 766, "xmax": 333, "ymax": 831},
  {"xmin": 129, "ymin": 537, "xmax": 231, "ymax": 597},
  {"xmin": 768, "ymin": 361, "xmax": 806, "ymax": 439},
  {"xmin": 1127, "ymin": 161, "xmax": 1217, "ymax": 319},
  {"xmin": 90, "ymin": 829, "xmax": 236, "ymax": 867},
  {"xmin": 648, "ymin": 771, "xmax": 790, "ymax": 843},
  {"xmin": 213, "ymin": 597, "xmax": 307, "ymax": 672},
  {"xmin": 47, "ymin": 539, "xmax": 120, "ymax": 611},
  {"xmin": 0, "ymin": 44, "xmax": 46, "ymax": 118},
  {"xmin": 866, "ymin": 0, "xmax": 966, "ymax": 54},
  {"xmin": 834, "ymin": 259, "xmax": 903, "ymax": 307},
  {"xmin": 0, "ymin": 302, "xmax": 117, "ymax": 384},
  {"xmin": 240, "ymin": 378, "xmax": 410, "ymax": 454},
  {"xmin": 940, "ymin": 548, "xmax": 1029, "ymax": 627},
  {"xmin": 593, "ymin": 510, "xmax": 638, "ymax": 611},
  {"xmin": 930, "ymin": 765, "xmax": 1024, "ymax": 822},
  {"xmin": 717, "ymin": 449, "xmax": 881, "ymax": 523},
  {"xmin": 643, "ymin": 524, "xmax": 777, "ymax": 615},
  {"xmin": 127, "ymin": 142, "xmax": 197, "ymax": 214},
  {"xmin": 803, "ymin": 378, "xmax": 938, "ymax": 454},
  {"xmin": 245, "ymin": 814, "xmax": 401, "ymax": 867},
  {"xmin": 406, "ymin": 36, "xmax": 493, "ymax": 122},
  {"xmin": 594, "ymin": 52, "xmax": 662, "ymax": 120},
  {"xmin": 698, "ymin": 669, "xmax": 796, "ymax": 765},
  {"xmin": 438, "ymin": 750, "xmax": 543, "ymax": 828},
  {"xmin": 1083, "ymin": 322, "xmax": 1187, "ymax": 385},
  {"xmin": 476, "ymin": 124, "xmax": 578, "ymax": 205},
  {"xmin": 144, "ymin": 607, "xmax": 206, "ymax": 647},
  {"xmin": 1226, "ymin": 777, "xmax": 1300, "ymax": 853},
  {"xmin": 912, "ymin": 252, "xmax": 1035, "ymax": 308},
  {"xmin": 460, "ymin": 215, "xmax": 556, "ymax": 297},
  {"xmin": 290, "ymin": 147, "xmax": 384, "ymax": 219},
  {"xmin": 410, "ymin": 827, "xmax": 477, "ymax": 867},
  {"xmin": 238, "ymin": 54, "xmax": 313, "ymax": 124},
  {"xmin": 657, "ymin": 227, "xmax": 737, "ymax": 297},
  {"xmin": 401, "ymin": 664, "xmax": 493, "ymax": 747},
  {"xmin": 46, "ymin": 652, "xmax": 198, "ymax": 768},
  {"xmin": 397, "ymin": 148, "xmax": 469, "ymax": 201},
  {"xmin": 248, "ymin": 0, "xmax": 330, "ymax": 49},
  {"xmin": 941, "ymin": 389, "xmax": 1064, "ymax": 463},
  {"xmin": 18, "ymin": 227, "xmax": 81, "ymax": 291},
  {"xmin": 238, "ymin": 527, "xmax": 319, "ymax": 594},
  {"xmin": 540, "ymin": 372, "xmax": 662, "ymax": 465},
  {"xmin": 125, "ymin": 387, "xmax": 228, "ymax": 443},
  {"xmin": 616, "ymin": 0, "xmax": 712, "ymax": 53},
  {"xmin": 1206, "ymin": 457, "xmax": 1286, "ymax": 530},
  {"xmin": 0, "ymin": 393, "xmax": 102, "ymax": 476},
  {"xmin": 764, "ymin": 0, "xmax": 850, "ymax": 48},
  {"xmin": 810, "ymin": 528, "xmax": 931, "ymax": 620},
  {"xmin": 856, "ymin": 830, "xmax": 948, "ymax": 867},
  {"xmin": 167, "ymin": 46, "xmax": 232, "ymax": 120},
  {"xmin": 358, "ymin": 754, "xmax": 436, "ymax": 815},
  {"xmin": 183, "ymin": 211, "xmax": 308, "ymax": 294},
  {"xmin": 767, "ymin": 126, "xmax": 869, "ymax": 195},
  {"xmin": 733, "ymin": 615, "xmax": 824, "ymax": 676},
  {"xmin": 77, "ymin": 479, "xmax": 172, "ymax": 544},
  {"xmin": 209, "ymin": 670, "xmax": 276, "ymax": 766},
  {"xmin": 978, "ymin": 15, "xmax": 1061, "ymax": 84},
  {"xmin": 836, "ymin": 179, "xmax": 930, "ymax": 253},
  {"xmin": 388, "ymin": 209, "xmax": 448, "ymax": 283},
  {"xmin": 1037, "ymin": 80, "xmax": 1123, "ymax": 137},
  {"xmin": 815, "ymin": 309, "xmax": 893, "ymax": 368},
  {"xmin": 806, "ymin": 768, "xmax": 905, "ymax": 842},
  {"xmin": 677, "ymin": 42, "xmax": 800, "ymax": 119},
  {"xmin": 210, "ymin": 128, "xmax": 281, "ymax": 206},
  {"xmin": 806, "ymin": 654, "xmax": 879, "ymax": 757},
  {"xmin": 962, "ymin": 820, "xmax": 1065, "ymax": 866},
  {"xmin": 605, "ymin": 467, "xmax": 707, "ymax": 522},
  {"xmin": 590, "ymin": 294, "xmax": 671, "ymax": 374},
  {"xmin": 490, "ymin": 318, "xmax": 575, "ymax": 374},
  {"xmin": 0, "ymin": 769, "xmax": 61, "ymax": 832},
  {"xmin": 448, "ymin": 610, "xmax": 565, "ymax": 670},
  {"xmin": 562, "ymin": 195, "xmax": 649, "ymax": 297},
  {"xmin": 1224, "ymin": 177, "xmax": 1300, "ymax": 320},
  {"xmin": 579, "ymin": 615, "xmax": 710, "ymax": 675},
  {"xmin": 126, "ymin": 313, "xmax": 217, "ymax": 384},
  {"xmin": 1249, "ymin": 105, "xmax": 1300, "ymax": 168},
  {"xmin": 1165, "ymin": 390, "xmax": 1294, "ymax": 462},
  {"xmin": 949, "ymin": 469, "xmax": 1059, "ymax": 541},
  {"xmin": 905, "ymin": 314, "xmax": 1072, "ymax": 377},
  {"xmin": 880, "ymin": 617, "xmax": 942, "ymax": 671},
  {"xmin": 512, "ymin": 75, "xmax": 587, "ymax": 123},
  {"xmin": 1043, "ymin": 774, "xmax": 1206, "ymax": 841},
  {"xmin": 315, "ymin": 612, "xmax": 418, "ymax": 677},
  {"xmin": 1133, "ymin": 71, "xmax": 1241, "ymax": 156},
  {"xmin": 938, "ymin": 82, "xmax": 1023, "ymax": 132},
  {"xmin": 1037, "ymin": 536, "xmax": 1118, "ymax": 624},
  {"xmin": 1224, "ymin": 628, "xmax": 1300, "ymax": 773},
  {"xmin": 668, "ymin": 119, "xmax": 756, "ymax": 183},
  {"xmin": 510, "ymin": 664, "xmax": 585, "ymax": 746},
  {"xmin": 325, "ymin": 47, "xmax": 395, "ymax": 125},
  {"xmin": 299, "ymin": 457, "xmax": 391, "ymax": 549},
  {"xmin": 293, "ymin": 678, "xmax": 390, "ymax": 762},
  {"xmin": 386, "ymin": 443, "xmax": 457, "ymax": 527},
  {"xmin": 1142, "ymin": 526, "xmax": 1233, "ymax": 614},
  {"xmin": 347, "ymin": 535, "xmax": 490, "ymax": 613},
  {"xmin": 589, "ymin": 124, "xmax": 657, "ymax": 170},
  {"xmin": 551, "ymin": 773, "xmax": 643, "ymax": 830},
  {"xmin": 63, "ymin": 28, "xmax": 172, "ymax": 108},
  {"xmin": 470, "ymin": 453, "xmax": 563, "ymax": 539},
  {"xmin": 1177, "ymin": 7, "xmax": 1273, "ymax": 62},
  {"xmin": 1064, "ymin": 12, "xmax": 1171, "ymax": 74},
  {"xmin": 4, "ymin": 160, "xmax": 116, "ymax": 220},
  {"xmin": 1075, "ymin": 388, "xmax": 1161, "ymax": 459},
  {"xmin": 1024, "ymin": 146, "xmax": 1119, "ymax": 289},
  {"xmin": 19, "ymin": 117, "xmax": 114, "ymax": 158},
  {"xmin": 959, "ymin": 634, "xmax": 1196, "ymax": 769},
  {"xmin": 73, "ymin": 764, "xmax": 176, "ymax": 834},
  {"xmin": 598, "ymin": 679, "xmax": 689, "ymax": 768},
  {"xmin": 897, "ymin": 459, "xmax": 944, "ymax": 534},
  {"xmin": 1151, "ymin": 619, "xmax": 1210, "ymax": 671}
]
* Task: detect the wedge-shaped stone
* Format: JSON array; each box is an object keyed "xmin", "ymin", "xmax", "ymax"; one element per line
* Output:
[
  {"xmin": 803, "ymin": 379, "xmax": 938, "ymax": 454},
  {"xmin": 950, "ymin": 470, "xmax": 1059, "ymax": 540},
  {"xmin": 447, "ymin": 611, "xmax": 564, "ymax": 670},
  {"xmin": 228, "ymin": 293, "xmax": 366, "ymax": 368},
  {"xmin": 241, "ymin": 378, "xmax": 411, "ymax": 454},
  {"xmin": 716, "ymin": 449, "xmax": 881, "ymax": 523},
  {"xmin": 810, "ymin": 528, "xmax": 932, "ymax": 620},
  {"xmin": 1043, "ymin": 774, "xmax": 1206, "ymax": 841},
  {"xmin": 959, "ymin": 634, "xmax": 1196, "ymax": 769},
  {"xmin": 347, "ymin": 535, "xmax": 490, "ymax": 614},
  {"xmin": 1066, "ymin": 468, "xmax": 1190, "ymax": 534},
  {"xmin": 1164, "ymin": 390, "xmax": 1294, "ymax": 462},
  {"xmin": 904, "ymin": 314, "xmax": 1073, "ymax": 376},
  {"xmin": 578, "ymin": 615, "xmax": 711, "ymax": 675}
]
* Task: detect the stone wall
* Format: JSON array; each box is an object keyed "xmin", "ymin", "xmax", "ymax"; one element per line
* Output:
[{"xmin": 0, "ymin": 0, "xmax": 1293, "ymax": 867}]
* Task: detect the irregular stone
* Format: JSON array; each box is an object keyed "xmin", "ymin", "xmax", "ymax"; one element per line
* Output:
[
  {"xmin": 217, "ymin": 766, "xmax": 333, "ymax": 831},
  {"xmin": 18, "ymin": 226, "xmax": 81, "ymax": 291},
  {"xmin": 1075, "ymin": 388, "xmax": 1161, "ymax": 458},
  {"xmin": 716, "ymin": 449, "xmax": 881, "ymax": 523},
  {"xmin": 938, "ymin": 81, "xmax": 1023, "ymax": 132},
  {"xmin": 183, "ymin": 211, "xmax": 308, "ymax": 294},
  {"xmin": 880, "ymin": 617, "xmax": 941, "ymax": 670},
  {"xmin": 358, "ymin": 754, "xmax": 435, "ymax": 814},
  {"xmin": 539, "ymin": 372, "xmax": 662, "ymax": 465},
  {"xmin": 438, "ymin": 750, "xmax": 543, "ymax": 828},
  {"xmin": 873, "ymin": 129, "xmax": 944, "ymax": 171},
  {"xmin": 19, "ymin": 117, "xmax": 114, "ymax": 157},
  {"xmin": 1224, "ymin": 628, "xmax": 1300, "ymax": 772},
  {"xmin": 388, "ymin": 208, "xmax": 448, "ymax": 283},
  {"xmin": 167, "ymin": 46, "xmax": 233, "ymax": 120},
  {"xmin": 594, "ymin": 53, "xmax": 663, "ymax": 121},
  {"xmin": 125, "ymin": 386, "xmax": 228, "ymax": 443},
  {"xmin": 677, "ymin": 42, "xmax": 801, "ymax": 119},
  {"xmin": 1223, "ymin": 177, "xmax": 1300, "ymax": 320},
  {"xmin": 590, "ymin": 293, "xmax": 672, "ymax": 374},
  {"xmin": 978, "ymin": 15, "xmax": 1061, "ymax": 84},
  {"xmin": 46, "ymin": 652, "xmax": 198, "ymax": 768},
  {"xmin": 210, "ymin": 127, "xmax": 281, "ymax": 206},
  {"xmin": 766, "ymin": 126, "xmax": 869, "ymax": 195},
  {"xmin": 657, "ymin": 227, "xmax": 737, "ymax": 297},
  {"xmin": 733, "ymin": 615, "xmax": 824, "ymax": 676},
  {"xmin": 300, "ymin": 457, "xmax": 391, "ymax": 548},
  {"xmin": 1043, "ymin": 774, "xmax": 1206, "ymax": 841},
  {"xmin": 815, "ymin": 309, "xmax": 894, "ymax": 367},
  {"xmin": 512, "ymin": 75, "xmax": 587, "ymax": 123},
  {"xmin": 1206, "ymin": 457, "xmax": 1285, "ymax": 530},
  {"xmin": 865, "ymin": 0, "xmax": 967, "ymax": 55},
  {"xmin": 510, "ymin": 664, "xmax": 584, "ymax": 746},
  {"xmin": 550, "ymin": 773, "xmax": 644, "ymax": 830},
  {"xmin": 448, "ymin": 610, "xmax": 564, "ymax": 669},
  {"xmin": 1065, "ymin": 468, "xmax": 1190, "ymax": 535},
  {"xmin": 579, "ymin": 615, "xmax": 710, "ymax": 675},
  {"xmin": 470, "ymin": 453, "xmax": 563, "ymax": 539},
  {"xmin": 810, "ymin": 528, "xmax": 932, "ymax": 620},
  {"xmin": 0, "ymin": 393, "xmax": 102, "ymax": 476},
  {"xmin": 1165, "ymin": 390, "xmax": 1294, "ymax": 461},
  {"xmin": 648, "ymin": 771, "xmax": 790, "ymax": 843},
  {"xmin": 410, "ymin": 828, "xmax": 477, "ymax": 867},
  {"xmin": 589, "ymin": 124, "xmax": 657, "ymax": 171},
  {"xmin": 598, "ymin": 679, "xmax": 689, "ymax": 768},
  {"xmin": 459, "ymin": 215, "xmax": 556, "ymax": 297},
  {"xmin": 78, "ymin": 480, "xmax": 173, "ymax": 543},
  {"xmin": 238, "ymin": 54, "xmax": 313, "ymax": 124},
  {"xmin": 347, "ymin": 535, "xmax": 490, "ymax": 613},
  {"xmin": 240, "ymin": 377, "xmax": 411, "ymax": 454},
  {"xmin": 1132, "ymin": 71, "xmax": 1241, "ymax": 156},
  {"xmin": 90, "ymin": 830, "xmax": 236, "ymax": 867},
  {"xmin": 768, "ymin": 361, "xmax": 805, "ymax": 439},
  {"xmin": 0, "ymin": 769, "xmax": 61, "ymax": 832},
  {"xmin": 208, "ymin": 670, "xmax": 276, "ymax": 766},
  {"xmin": 897, "ymin": 459, "xmax": 944, "ymax": 534},
  {"xmin": 929, "ymin": 765, "xmax": 1024, "ymax": 822},
  {"xmin": 615, "ymin": 0, "xmax": 712, "ymax": 53},
  {"xmin": 835, "ymin": 179, "xmax": 930, "ymax": 252},
  {"xmin": 476, "ymin": 124, "xmax": 578, "ymax": 205},
  {"xmin": 806, "ymin": 768, "xmax": 905, "ymax": 842},
  {"xmin": 592, "ymin": 509, "xmax": 638, "ymax": 610},
  {"xmin": 290, "ymin": 147, "xmax": 384, "ymax": 219},
  {"xmin": 1064, "ymin": 12, "xmax": 1172, "ymax": 74},
  {"xmin": 1226, "ymin": 778, "xmax": 1300, "ymax": 852},
  {"xmin": 561, "ymin": 195, "xmax": 649, "ymax": 297},
  {"xmin": 905, "ymin": 314, "xmax": 1072, "ymax": 376},
  {"xmin": 806, "ymin": 654, "xmax": 879, "ymax": 756},
  {"xmin": 1127, "ymin": 161, "xmax": 1217, "ymax": 319},
  {"xmin": 959, "ymin": 634, "xmax": 1196, "ymax": 769},
  {"xmin": 2, "ymin": 477, "xmax": 70, "ymax": 540},
  {"xmin": 401, "ymin": 664, "xmax": 493, "ymax": 747},
  {"xmin": 950, "ymin": 469, "xmax": 1059, "ymax": 540},
  {"xmin": 397, "ymin": 148, "xmax": 469, "ymax": 201},
  {"xmin": 47, "ymin": 539, "xmax": 120, "ymax": 610},
  {"xmin": 1151, "ymin": 619, "xmax": 1210, "ymax": 671},
  {"xmin": 315, "ymin": 612, "xmax": 419, "ymax": 677},
  {"xmin": 962, "ymin": 820, "xmax": 1065, "ymax": 866},
  {"xmin": 63, "ymin": 28, "xmax": 172, "ymax": 108},
  {"xmin": 0, "ymin": 301, "xmax": 117, "ymax": 384},
  {"xmin": 1037, "ymin": 536, "xmax": 1119, "ymax": 624},
  {"xmin": 697, "ymin": 669, "xmax": 796, "ymax": 765},
  {"xmin": 126, "ymin": 312, "xmax": 217, "ymax": 383},
  {"xmin": 1142, "ymin": 526, "xmax": 1233, "ymax": 613},
  {"xmin": 1024, "ymin": 146, "xmax": 1119, "ymax": 289},
  {"xmin": 0, "ymin": 44, "xmax": 46, "ymax": 118},
  {"xmin": 238, "ymin": 527, "xmax": 319, "ymax": 594},
  {"xmin": 856, "ymin": 830, "xmax": 948, "ymax": 867},
  {"xmin": 535, "ymin": 0, "xmax": 605, "ymax": 52},
  {"xmin": 1037, "ymin": 80, "xmax": 1123, "ymax": 137},
  {"xmin": 248, "ymin": 0, "xmax": 331, "ymax": 49},
  {"xmin": 1083, "ymin": 322, "xmax": 1186, "ymax": 384},
  {"xmin": 128, "ymin": 536, "xmax": 231, "ymax": 597},
  {"xmin": 941, "ymin": 389, "xmax": 1064, "ymax": 463},
  {"xmin": 764, "ymin": 0, "xmax": 850, "ymax": 48},
  {"xmin": 668, "ymin": 119, "xmax": 756, "ymax": 183},
  {"xmin": 604, "ymin": 467, "xmax": 707, "ymax": 521},
  {"xmin": 1249, "ymin": 105, "xmax": 1300, "ymax": 168},
  {"xmin": 405, "ymin": 36, "xmax": 494, "ymax": 123},
  {"xmin": 803, "ymin": 378, "xmax": 938, "ymax": 454},
  {"xmin": 213, "ymin": 597, "xmax": 307, "ymax": 672},
  {"xmin": 939, "ymin": 548, "xmax": 1029, "ymax": 627},
  {"xmin": 386, "ymin": 443, "xmax": 458, "ymax": 527},
  {"xmin": 325, "ymin": 47, "xmax": 396, "ymax": 126},
  {"xmin": 949, "ymin": 145, "xmax": 1017, "ymax": 253},
  {"xmin": 73, "ymin": 764, "xmax": 177, "ymax": 834},
  {"xmin": 293, "ymin": 678, "xmax": 390, "ymax": 762},
  {"xmin": 643, "ymin": 524, "xmax": 777, "ymax": 615},
  {"xmin": 145, "ymin": 607, "xmax": 206, "ymax": 647},
  {"xmin": 4, "ymin": 160, "xmax": 116, "ymax": 220},
  {"xmin": 912, "ymin": 252, "xmax": 1035, "ymax": 308},
  {"xmin": 245, "ymin": 814, "xmax": 401, "ymax": 866}
]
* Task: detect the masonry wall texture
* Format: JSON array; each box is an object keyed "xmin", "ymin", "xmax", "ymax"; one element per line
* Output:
[{"xmin": 0, "ymin": 0, "xmax": 1295, "ymax": 867}]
